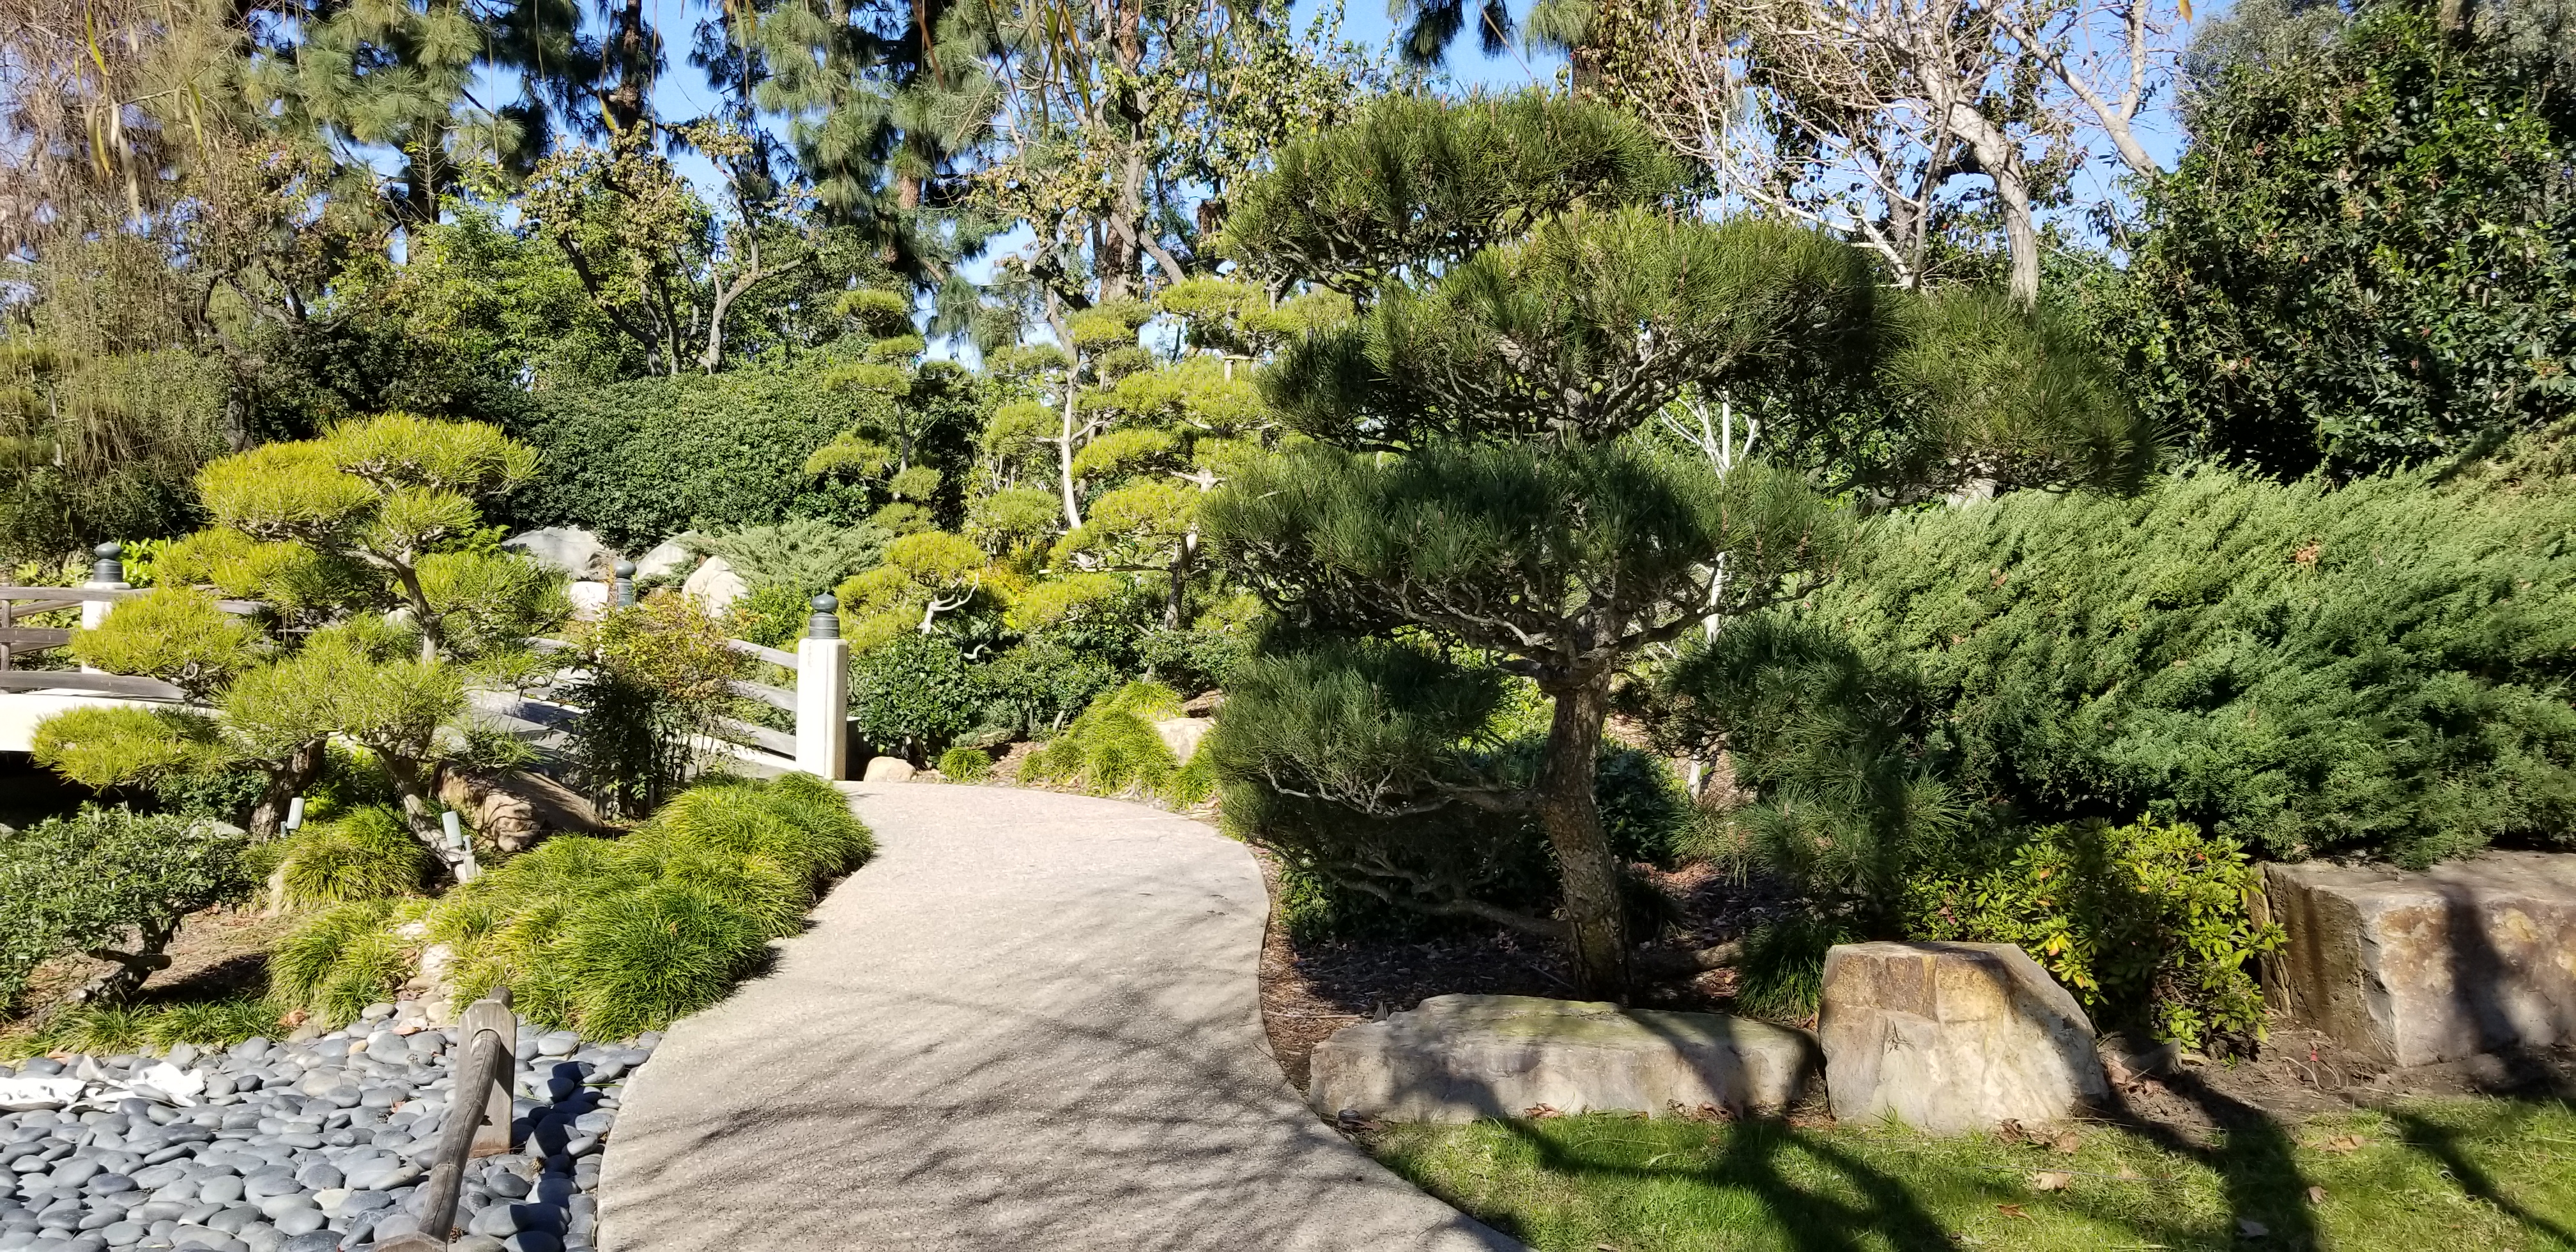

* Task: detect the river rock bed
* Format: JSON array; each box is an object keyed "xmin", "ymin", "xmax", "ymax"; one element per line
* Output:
[{"xmin": 0, "ymin": 1004, "xmax": 652, "ymax": 1252}]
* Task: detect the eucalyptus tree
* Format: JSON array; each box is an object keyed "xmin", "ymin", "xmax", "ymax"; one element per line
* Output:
[{"xmin": 1206, "ymin": 93, "xmax": 2152, "ymax": 1000}]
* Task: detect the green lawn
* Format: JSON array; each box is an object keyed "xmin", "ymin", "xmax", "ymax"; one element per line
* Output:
[{"xmin": 1370, "ymin": 1099, "xmax": 2576, "ymax": 1251}]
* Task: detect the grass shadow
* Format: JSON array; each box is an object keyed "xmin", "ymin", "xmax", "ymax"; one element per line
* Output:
[
  {"xmin": 2388, "ymin": 1103, "xmax": 2576, "ymax": 1248},
  {"xmin": 1492, "ymin": 1115, "xmax": 1957, "ymax": 1252},
  {"xmin": 2105, "ymin": 1071, "xmax": 2324, "ymax": 1249}
]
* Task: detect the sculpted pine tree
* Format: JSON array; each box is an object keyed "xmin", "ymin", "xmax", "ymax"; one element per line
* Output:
[{"xmin": 1208, "ymin": 93, "xmax": 2150, "ymax": 999}]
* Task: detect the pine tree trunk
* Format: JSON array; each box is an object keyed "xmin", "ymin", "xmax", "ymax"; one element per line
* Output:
[
  {"xmin": 1536, "ymin": 673, "xmax": 1631, "ymax": 1001},
  {"xmin": 247, "ymin": 740, "xmax": 327, "ymax": 839}
]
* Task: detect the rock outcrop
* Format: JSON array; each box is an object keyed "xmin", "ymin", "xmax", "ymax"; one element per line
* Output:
[
  {"xmin": 862, "ymin": 756, "xmax": 916, "ymax": 782},
  {"xmin": 501, "ymin": 526, "xmax": 611, "ymax": 579},
  {"xmin": 2264, "ymin": 852, "xmax": 2576, "ymax": 1066},
  {"xmin": 682, "ymin": 555, "xmax": 747, "ymax": 616},
  {"xmin": 1308, "ymin": 994, "xmax": 1819, "ymax": 1122},
  {"xmin": 1818, "ymin": 942, "xmax": 2108, "ymax": 1133}
]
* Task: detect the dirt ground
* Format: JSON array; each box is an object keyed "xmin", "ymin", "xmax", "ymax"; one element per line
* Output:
[
  {"xmin": 0, "ymin": 904, "xmax": 290, "ymax": 1050},
  {"xmin": 1250, "ymin": 849, "xmax": 2576, "ymax": 1138}
]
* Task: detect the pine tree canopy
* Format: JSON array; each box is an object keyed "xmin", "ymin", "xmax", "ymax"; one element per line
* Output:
[{"xmin": 1221, "ymin": 91, "xmax": 1687, "ymax": 297}]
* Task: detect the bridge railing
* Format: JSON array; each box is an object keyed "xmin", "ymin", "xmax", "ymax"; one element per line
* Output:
[{"xmin": 6, "ymin": 547, "xmax": 853, "ymax": 781}]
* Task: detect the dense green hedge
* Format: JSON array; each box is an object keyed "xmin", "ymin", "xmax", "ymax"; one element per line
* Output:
[
  {"xmin": 1689, "ymin": 464, "xmax": 2576, "ymax": 867},
  {"xmin": 502, "ymin": 370, "xmax": 894, "ymax": 549}
]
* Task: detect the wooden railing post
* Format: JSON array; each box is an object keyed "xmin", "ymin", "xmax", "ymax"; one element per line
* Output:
[
  {"xmin": 795, "ymin": 594, "xmax": 850, "ymax": 780},
  {"xmin": 378, "ymin": 988, "xmax": 517, "ymax": 1251}
]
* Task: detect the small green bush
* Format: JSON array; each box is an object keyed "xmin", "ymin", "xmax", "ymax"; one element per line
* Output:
[
  {"xmin": 937, "ymin": 746, "xmax": 993, "ymax": 782},
  {"xmin": 276, "ymin": 806, "xmax": 433, "ymax": 908},
  {"xmin": 850, "ymin": 632, "xmax": 981, "ymax": 759},
  {"xmin": 1022, "ymin": 682, "xmax": 1213, "ymax": 805},
  {"xmin": 1728, "ymin": 914, "xmax": 1856, "ymax": 1023},
  {"xmin": 1906, "ymin": 818, "xmax": 2283, "ymax": 1051},
  {"xmin": 0, "ymin": 807, "xmax": 254, "ymax": 1012}
]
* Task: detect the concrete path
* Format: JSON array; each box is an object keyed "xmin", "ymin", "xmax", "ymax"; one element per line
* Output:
[{"xmin": 598, "ymin": 783, "xmax": 1520, "ymax": 1252}]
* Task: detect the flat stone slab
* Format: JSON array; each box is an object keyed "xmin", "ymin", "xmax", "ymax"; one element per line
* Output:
[
  {"xmin": 1311, "ymin": 995, "xmax": 1819, "ymax": 1122},
  {"xmin": 600, "ymin": 784, "xmax": 1515, "ymax": 1252},
  {"xmin": 2264, "ymin": 852, "xmax": 2576, "ymax": 1066},
  {"xmin": 1820, "ymin": 942, "xmax": 2108, "ymax": 1134}
]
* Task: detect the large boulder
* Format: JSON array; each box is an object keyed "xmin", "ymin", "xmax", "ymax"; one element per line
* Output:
[
  {"xmin": 634, "ymin": 537, "xmax": 697, "ymax": 583},
  {"xmin": 862, "ymin": 756, "xmax": 916, "ymax": 782},
  {"xmin": 502, "ymin": 526, "xmax": 611, "ymax": 579},
  {"xmin": 1151, "ymin": 716, "xmax": 1214, "ymax": 763},
  {"xmin": 682, "ymin": 555, "xmax": 747, "ymax": 617},
  {"xmin": 1819, "ymin": 942, "xmax": 2108, "ymax": 1134},
  {"xmin": 2263, "ymin": 852, "xmax": 2576, "ymax": 1066},
  {"xmin": 1308, "ymin": 994, "xmax": 1818, "ymax": 1123}
]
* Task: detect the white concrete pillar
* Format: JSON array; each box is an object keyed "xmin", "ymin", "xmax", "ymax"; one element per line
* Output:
[
  {"xmin": 794, "ymin": 595, "xmax": 850, "ymax": 780},
  {"xmin": 79, "ymin": 542, "xmax": 127, "ymax": 671}
]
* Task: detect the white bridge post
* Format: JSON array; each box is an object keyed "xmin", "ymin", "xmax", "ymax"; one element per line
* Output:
[{"xmin": 794, "ymin": 595, "xmax": 850, "ymax": 780}]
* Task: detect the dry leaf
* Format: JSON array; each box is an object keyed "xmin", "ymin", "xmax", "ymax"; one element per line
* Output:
[
  {"xmin": 2030, "ymin": 1171, "xmax": 2074, "ymax": 1192},
  {"xmin": 2316, "ymin": 1134, "xmax": 2366, "ymax": 1154},
  {"xmin": 1996, "ymin": 1204, "xmax": 2030, "ymax": 1219},
  {"xmin": 2306, "ymin": 1186, "xmax": 2328, "ymax": 1205},
  {"xmin": 1523, "ymin": 1104, "xmax": 1562, "ymax": 1120},
  {"xmin": 2051, "ymin": 1130, "xmax": 2083, "ymax": 1154}
]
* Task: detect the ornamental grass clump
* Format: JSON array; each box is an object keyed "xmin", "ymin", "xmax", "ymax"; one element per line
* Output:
[
  {"xmin": 937, "ymin": 745, "xmax": 993, "ymax": 782},
  {"xmin": 275, "ymin": 806, "xmax": 434, "ymax": 908},
  {"xmin": 379, "ymin": 772, "xmax": 874, "ymax": 1039},
  {"xmin": 269, "ymin": 900, "xmax": 416, "ymax": 1028},
  {"xmin": 1022, "ymin": 682, "xmax": 1213, "ymax": 805}
]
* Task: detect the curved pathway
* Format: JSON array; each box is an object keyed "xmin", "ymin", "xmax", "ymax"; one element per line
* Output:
[{"xmin": 597, "ymin": 783, "xmax": 1519, "ymax": 1252}]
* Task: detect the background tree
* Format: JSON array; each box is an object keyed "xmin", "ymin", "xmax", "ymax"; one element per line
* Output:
[
  {"xmin": 2106, "ymin": 0, "xmax": 2576, "ymax": 479},
  {"xmin": 1207, "ymin": 95, "xmax": 2148, "ymax": 999}
]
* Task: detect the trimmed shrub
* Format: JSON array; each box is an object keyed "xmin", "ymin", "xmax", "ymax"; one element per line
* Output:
[
  {"xmin": 937, "ymin": 745, "xmax": 993, "ymax": 782},
  {"xmin": 276, "ymin": 806, "xmax": 433, "ymax": 908},
  {"xmin": 1667, "ymin": 465, "xmax": 2576, "ymax": 869},
  {"xmin": 849, "ymin": 633, "xmax": 980, "ymax": 760},
  {"xmin": 1905, "ymin": 818, "xmax": 2283, "ymax": 1051},
  {"xmin": 0, "ymin": 807, "xmax": 254, "ymax": 1012},
  {"xmin": 503, "ymin": 370, "xmax": 894, "ymax": 549}
]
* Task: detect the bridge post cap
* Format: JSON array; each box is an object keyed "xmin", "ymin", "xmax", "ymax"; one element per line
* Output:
[
  {"xmin": 811, "ymin": 594, "xmax": 837, "ymax": 613},
  {"xmin": 93, "ymin": 542, "xmax": 121, "ymax": 558},
  {"xmin": 614, "ymin": 560, "xmax": 636, "ymax": 577}
]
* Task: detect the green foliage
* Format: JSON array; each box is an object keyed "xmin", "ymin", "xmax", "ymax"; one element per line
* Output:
[
  {"xmin": 1023, "ymin": 682, "xmax": 1213, "ymax": 805},
  {"xmin": 16, "ymin": 999, "xmax": 281, "ymax": 1058},
  {"xmin": 937, "ymin": 745, "xmax": 993, "ymax": 782},
  {"xmin": 269, "ymin": 901, "xmax": 412, "ymax": 1029},
  {"xmin": 0, "ymin": 807, "xmax": 253, "ymax": 1012},
  {"xmin": 65, "ymin": 588, "xmax": 263, "ymax": 698},
  {"xmin": 31, "ymin": 705, "xmax": 228, "ymax": 791},
  {"xmin": 504, "ymin": 369, "xmax": 900, "ymax": 548},
  {"xmin": 566, "ymin": 593, "xmax": 750, "ymax": 818},
  {"xmin": 1906, "ymin": 819, "xmax": 2283, "ymax": 1051},
  {"xmin": 390, "ymin": 774, "xmax": 873, "ymax": 1039},
  {"xmin": 688, "ymin": 517, "xmax": 891, "ymax": 597},
  {"xmin": 848, "ymin": 632, "xmax": 981, "ymax": 758},
  {"xmin": 1222, "ymin": 91, "xmax": 1687, "ymax": 295},
  {"xmin": 275, "ymin": 806, "xmax": 433, "ymax": 908},
  {"xmin": 1728, "ymin": 915, "xmax": 1856, "ymax": 1023},
  {"xmin": 1716, "ymin": 465, "xmax": 2576, "ymax": 867},
  {"xmin": 2115, "ymin": 1, "xmax": 2576, "ymax": 478}
]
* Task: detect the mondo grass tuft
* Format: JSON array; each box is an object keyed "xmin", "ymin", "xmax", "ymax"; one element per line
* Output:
[
  {"xmin": 1023, "ymin": 682, "xmax": 1213, "ymax": 806},
  {"xmin": 408, "ymin": 772, "xmax": 873, "ymax": 1040},
  {"xmin": 277, "ymin": 805, "xmax": 433, "ymax": 908},
  {"xmin": 937, "ymin": 745, "xmax": 993, "ymax": 782},
  {"xmin": 555, "ymin": 882, "xmax": 770, "ymax": 1041},
  {"xmin": 20, "ymin": 999, "xmax": 282, "ymax": 1057},
  {"xmin": 268, "ymin": 900, "xmax": 416, "ymax": 1029}
]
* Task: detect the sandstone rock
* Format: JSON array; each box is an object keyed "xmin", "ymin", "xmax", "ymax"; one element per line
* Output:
[
  {"xmin": 862, "ymin": 756, "xmax": 916, "ymax": 782},
  {"xmin": 1151, "ymin": 716, "xmax": 1214, "ymax": 763},
  {"xmin": 683, "ymin": 555, "xmax": 747, "ymax": 616},
  {"xmin": 1308, "ymin": 994, "xmax": 1818, "ymax": 1122},
  {"xmin": 2263, "ymin": 852, "xmax": 2576, "ymax": 1066},
  {"xmin": 502, "ymin": 527, "xmax": 611, "ymax": 579},
  {"xmin": 633, "ymin": 537, "xmax": 696, "ymax": 583},
  {"xmin": 437, "ymin": 769, "xmax": 614, "ymax": 853},
  {"xmin": 1819, "ymin": 942, "xmax": 2108, "ymax": 1134}
]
